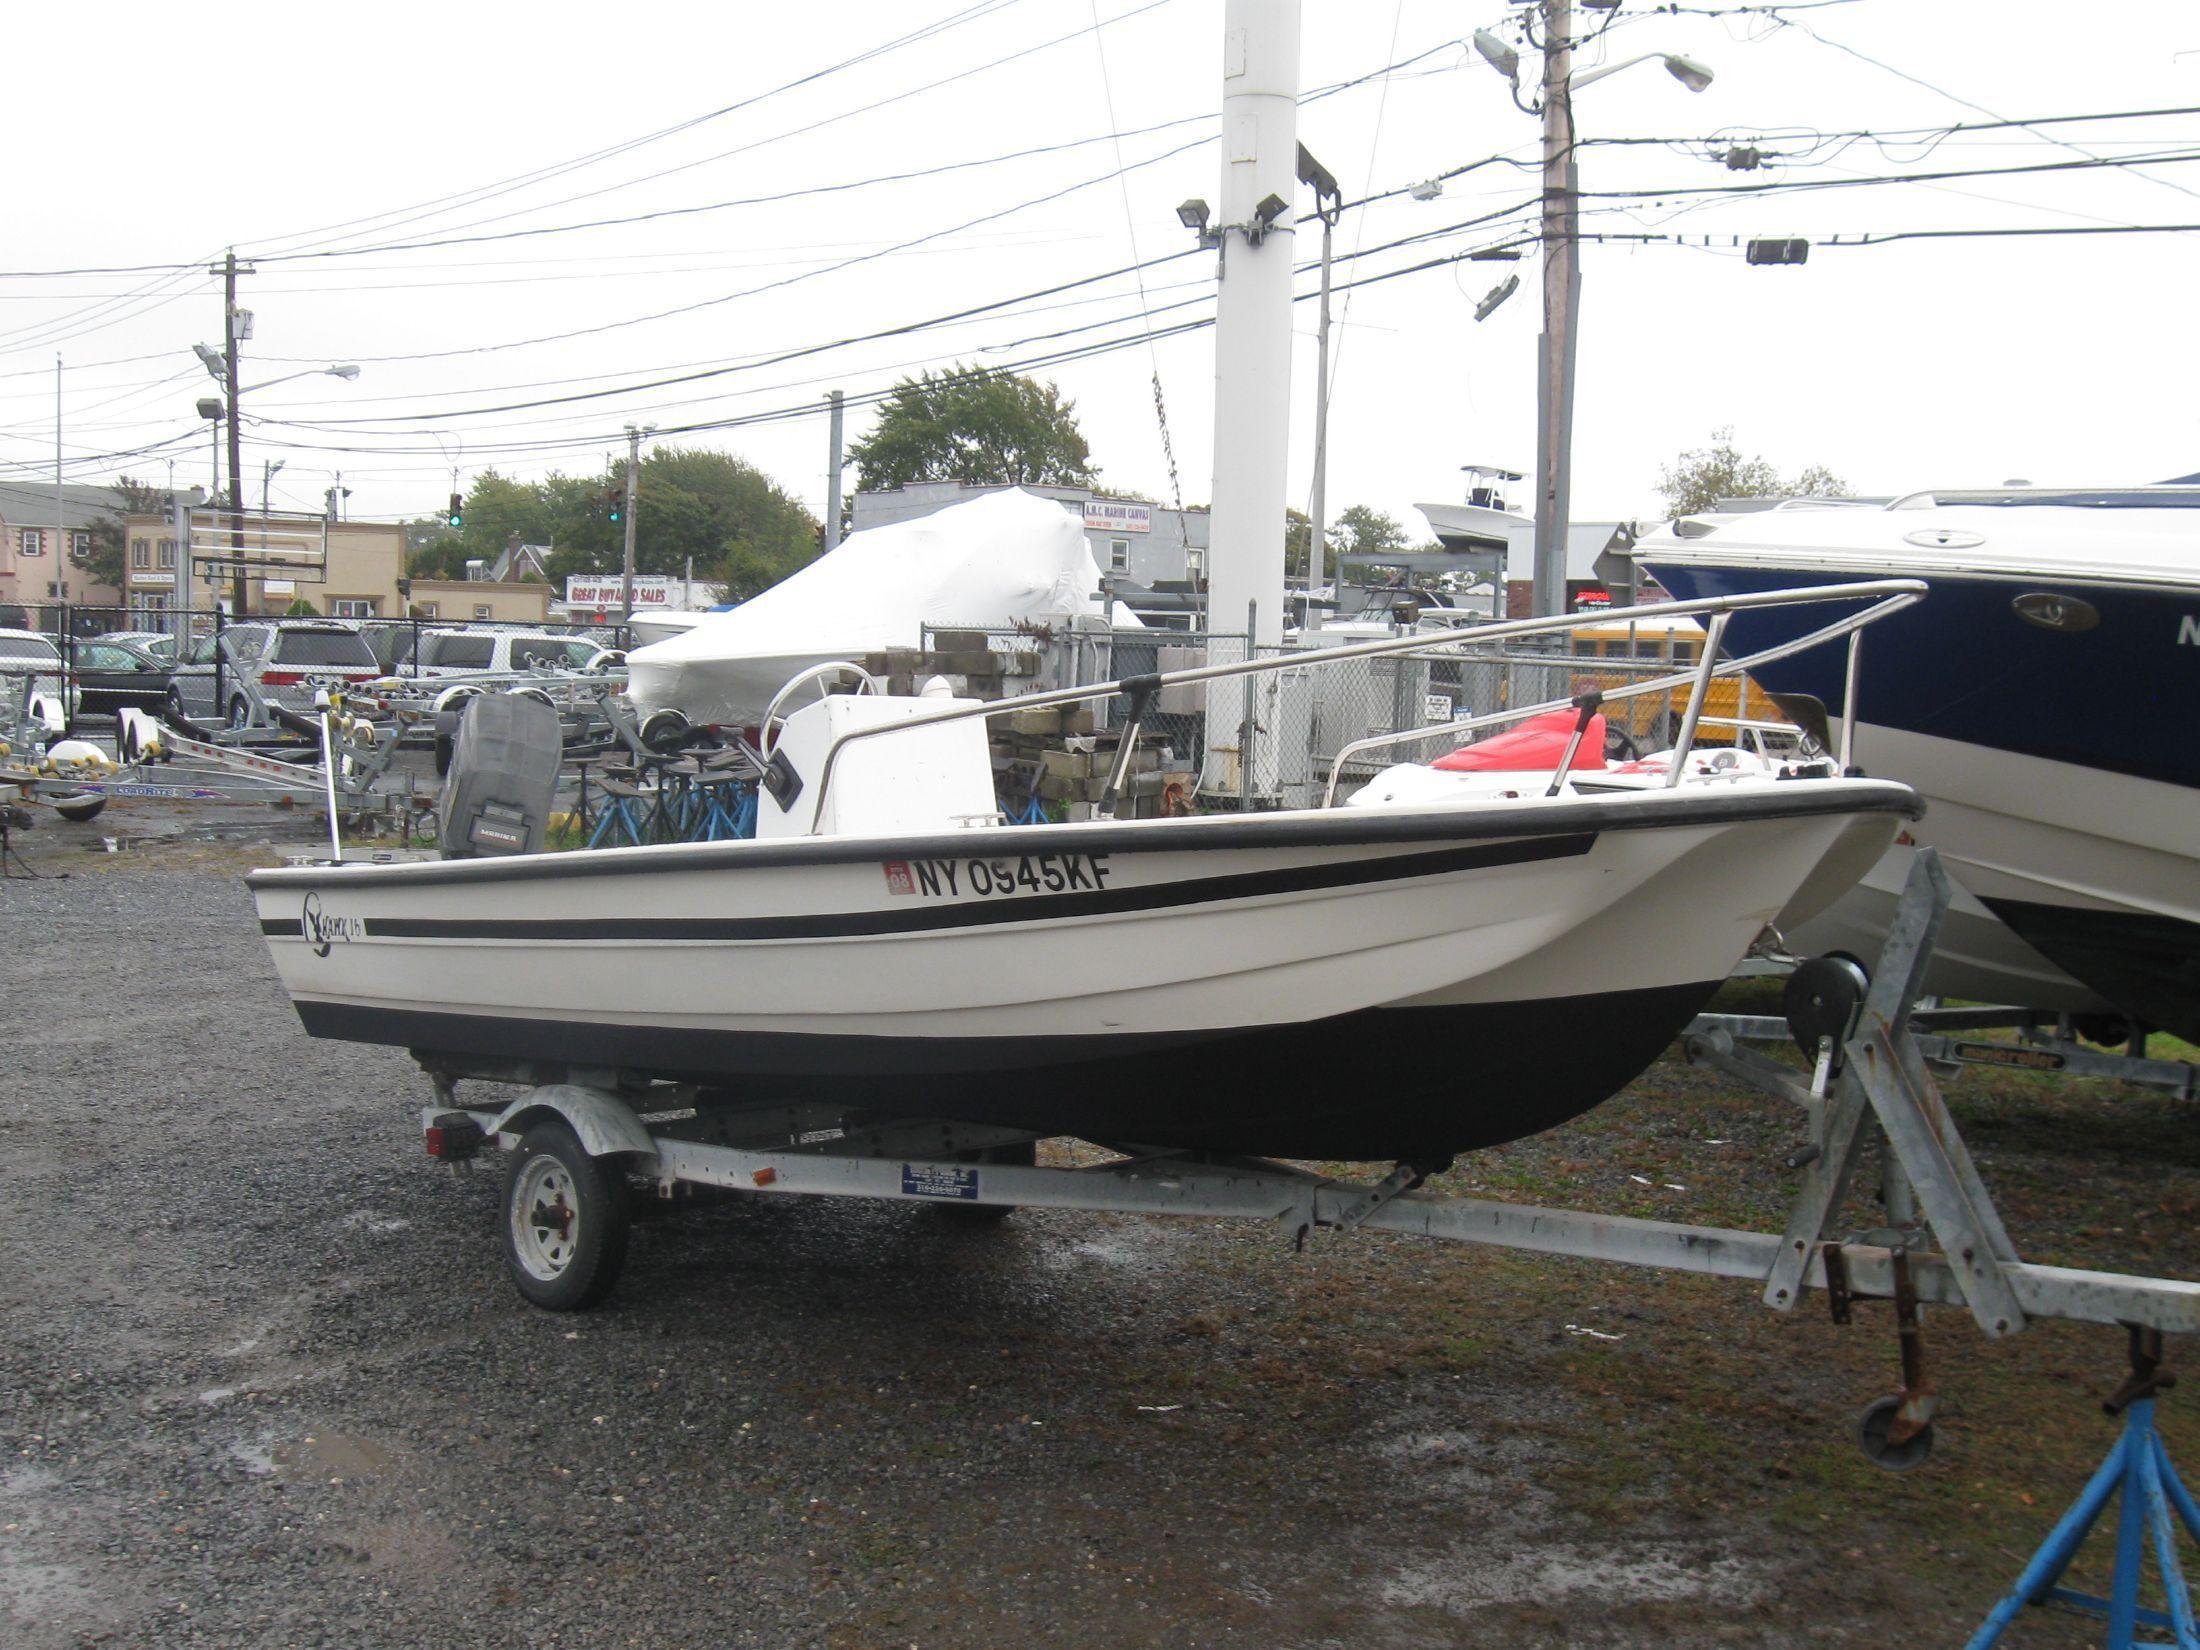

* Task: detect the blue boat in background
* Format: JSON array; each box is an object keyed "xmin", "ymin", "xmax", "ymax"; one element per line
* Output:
[{"xmin": 1639, "ymin": 486, "xmax": 2200, "ymax": 1042}]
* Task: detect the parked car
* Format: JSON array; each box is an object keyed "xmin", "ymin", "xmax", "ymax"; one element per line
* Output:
[
  {"xmin": 68, "ymin": 640, "xmax": 172, "ymax": 721},
  {"xmin": 95, "ymin": 628, "xmax": 181, "ymax": 666},
  {"xmin": 0, "ymin": 628, "xmax": 78, "ymax": 727},
  {"xmin": 166, "ymin": 621, "xmax": 382, "ymax": 729},
  {"xmin": 411, "ymin": 628, "xmax": 615, "ymax": 677}
]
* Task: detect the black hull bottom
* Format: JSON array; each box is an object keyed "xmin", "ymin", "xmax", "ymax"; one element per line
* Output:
[
  {"xmin": 296, "ymin": 980, "xmax": 1721, "ymax": 1162},
  {"xmin": 1983, "ymin": 899, "xmax": 2200, "ymax": 1044}
]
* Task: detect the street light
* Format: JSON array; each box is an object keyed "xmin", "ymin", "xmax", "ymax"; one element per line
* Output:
[
  {"xmin": 236, "ymin": 363, "xmax": 361, "ymax": 395},
  {"xmin": 1569, "ymin": 50, "xmax": 1715, "ymax": 94}
]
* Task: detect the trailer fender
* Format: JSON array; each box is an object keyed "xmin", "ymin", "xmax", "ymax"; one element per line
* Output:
[{"xmin": 486, "ymin": 1085, "xmax": 659, "ymax": 1165}]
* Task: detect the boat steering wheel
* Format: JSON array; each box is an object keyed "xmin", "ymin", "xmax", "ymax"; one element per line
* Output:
[{"xmin": 757, "ymin": 661, "xmax": 878, "ymax": 760}]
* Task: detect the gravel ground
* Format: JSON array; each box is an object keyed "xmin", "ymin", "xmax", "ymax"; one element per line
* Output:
[{"xmin": 4, "ymin": 840, "xmax": 2193, "ymax": 1649}]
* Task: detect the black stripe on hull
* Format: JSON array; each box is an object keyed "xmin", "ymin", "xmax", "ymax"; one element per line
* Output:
[
  {"xmin": 1981, "ymin": 897, "xmax": 2200, "ymax": 1044},
  {"xmin": 258, "ymin": 834, "xmax": 1596, "ymax": 944},
  {"xmin": 292, "ymin": 981, "xmax": 1722, "ymax": 1162}
]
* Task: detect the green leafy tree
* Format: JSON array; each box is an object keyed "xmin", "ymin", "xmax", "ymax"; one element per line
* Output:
[
  {"xmin": 1657, "ymin": 429, "xmax": 1849, "ymax": 516},
  {"xmin": 848, "ymin": 366, "xmax": 1097, "ymax": 492},
  {"xmin": 406, "ymin": 536, "xmax": 474, "ymax": 581},
  {"xmin": 542, "ymin": 448, "xmax": 819, "ymax": 599},
  {"xmin": 77, "ymin": 475, "xmax": 169, "ymax": 590},
  {"xmin": 1327, "ymin": 504, "xmax": 1409, "ymax": 557}
]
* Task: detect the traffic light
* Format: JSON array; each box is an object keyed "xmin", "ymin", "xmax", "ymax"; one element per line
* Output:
[
  {"xmin": 606, "ymin": 486, "xmax": 623, "ymax": 526},
  {"xmin": 447, "ymin": 492, "xmax": 464, "ymax": 528}
]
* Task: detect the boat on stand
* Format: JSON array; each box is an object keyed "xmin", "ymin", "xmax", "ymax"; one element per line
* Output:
[
  {"xmin": 1639, "ymin": 487, "xmax": 2200, "ymax": 1042},
  {"xmin": 252, "ymin": 581, "xmax": 1922, "ymax": 1165}
]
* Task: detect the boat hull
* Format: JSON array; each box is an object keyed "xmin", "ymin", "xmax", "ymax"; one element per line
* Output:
[
  {"xmin": 1644, "ymin": 561, "xmax": 2200, "ymax": 1038},
  {"xmin": 1785, "ymin": 841, "xmax": 2111, "ymax": 1013},
  {"xmin": 249, "ymin": 785, "xmax": 1915, "ymax": 1160}
]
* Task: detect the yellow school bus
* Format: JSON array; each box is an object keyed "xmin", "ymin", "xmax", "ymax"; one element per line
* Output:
[{"xmin": 1566, "ymin": 613, "xmax": 1772, "ymax": 751}]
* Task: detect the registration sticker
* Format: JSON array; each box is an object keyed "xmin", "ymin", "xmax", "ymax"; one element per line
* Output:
[
  {"xmin": 901, "ymin": 1163, "xmax": 980, "ymax": 1200},
  {"xmin": 882, "ymin": 860, "xmax": 916, "ymax": 896}
]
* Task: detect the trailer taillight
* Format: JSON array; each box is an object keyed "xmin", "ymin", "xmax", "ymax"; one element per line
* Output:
[{"xmin": 425, "ymin": 1115, "xmax": 485, "ymax": 1160}]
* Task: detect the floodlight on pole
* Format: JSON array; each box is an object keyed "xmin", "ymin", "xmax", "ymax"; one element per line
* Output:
[
  {"xmin": 192, "ymin": 342, "xmax": 226, "ymax": 382},
  {"xmin": 1472, "ymin": 28, "xmax": 1521, "ymax": 82},
  {"xmin": 1176, "ymin": 198, "xmax": 1211, "ymax": 233},
  {"xmin": 1249, "ymin": 192, "xmax": 1288, "ymax": 244}
]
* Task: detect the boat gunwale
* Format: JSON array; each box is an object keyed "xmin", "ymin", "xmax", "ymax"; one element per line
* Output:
[{"xmin": 248, "ymin": 778, "xmax": 1921, "ymax": 891}]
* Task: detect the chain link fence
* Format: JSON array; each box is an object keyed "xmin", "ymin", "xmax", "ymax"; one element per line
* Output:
[{"xmin": 916, "ymin": 617, "xmax": 1781, "ymax": 818}]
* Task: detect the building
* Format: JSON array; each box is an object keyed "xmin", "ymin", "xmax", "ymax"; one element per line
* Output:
[
  {"xmin": 403, "ymin": 576, "xmax": 552, "ymax": 625},
  {"xmin": 121, "ymin": 515, "xmax": 415, "ymax": 621},
  {"xmin": 849, "ymin": 481, "xmax": 1209, "ymax": 589},
  {"xmin": 0, "ymin": 480, "xmax": 131, "ymax": 620}
]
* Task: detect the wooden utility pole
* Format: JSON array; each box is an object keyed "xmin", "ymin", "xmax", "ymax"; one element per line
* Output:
[
  {"xmin": 223, "ymin": 250, "xmax": 248, "ymax": 616},
  {"xmin": 1530, "ymin": 0, "xmax": 1581, "ymax": 619},
  {"xmin": 620, "ymin": 424, "xmax": 644, "ymax": 623}
]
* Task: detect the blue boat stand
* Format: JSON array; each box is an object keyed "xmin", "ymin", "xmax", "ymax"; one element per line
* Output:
[{"xmin": 1968, "ymin": 1327, "xmax": 2200, "ymax": 1650}]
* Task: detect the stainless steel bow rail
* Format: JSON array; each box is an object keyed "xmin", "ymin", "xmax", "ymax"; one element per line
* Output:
[{"xmin": 799, "ymin": 579, "xmax": 1927, "ymax": 831}]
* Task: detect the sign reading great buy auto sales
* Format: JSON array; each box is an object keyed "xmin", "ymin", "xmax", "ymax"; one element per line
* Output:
[
  {"xmin": 565, "ymin": 575, "xmax": 677, "ymax": 609},
  {"xmin": 1083, "ymin": 499, "xmax": 1152, "ymax": 534}
]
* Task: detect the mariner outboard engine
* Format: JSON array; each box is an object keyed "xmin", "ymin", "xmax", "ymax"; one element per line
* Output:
[{"xmin": 437, "ymin": 692, "xmax": 561, "ymax": 859}]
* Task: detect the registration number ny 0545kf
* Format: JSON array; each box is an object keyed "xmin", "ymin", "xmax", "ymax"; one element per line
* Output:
[{"xmin": 883, "ymin": 853, "xmax": 1113, "ymax": 898}]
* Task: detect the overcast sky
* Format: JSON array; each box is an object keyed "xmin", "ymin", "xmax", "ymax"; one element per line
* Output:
[{"xmin": 3, "ymin": 0, "xmax": 2196, "ymax": 541}]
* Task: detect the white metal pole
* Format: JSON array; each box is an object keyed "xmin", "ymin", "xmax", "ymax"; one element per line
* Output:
[
  {"xmin": 1530, "ymin": 0, "xmax": 1580, "ymax": 619},
  {"xmin": 1203, "ymin": 0, "xmax": 1299, "ymax": 791}
]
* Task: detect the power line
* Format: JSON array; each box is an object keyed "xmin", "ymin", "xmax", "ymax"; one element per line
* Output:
[{"xmin": 235, "ymin": 0, "xmax": 1039, "ymax": 260}]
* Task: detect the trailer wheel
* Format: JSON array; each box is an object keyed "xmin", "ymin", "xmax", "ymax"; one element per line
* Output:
[
  {"xmin": 1854, "ymin": 1394, "xmax": 1934, "ymax": 1472},
  {"xmin": 502, "ymin": 1120, "xmax": 632, "ymax": 1310},
  {"xmin": 227, "ymin": 696, "xmax": 252, "ymax": 731}
]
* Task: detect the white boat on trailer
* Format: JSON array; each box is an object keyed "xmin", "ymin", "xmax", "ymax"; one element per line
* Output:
[{"xmin": 252, "ymin": 581, "xmax": 1920, "ymax": 1168}]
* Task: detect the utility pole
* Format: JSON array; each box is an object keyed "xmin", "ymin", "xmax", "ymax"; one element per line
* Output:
[
  {"xmin": 54, "ymin": 355, "xmax": 64, "ymax": 614},
  {"xmin": 823, "ymin": 390, "xmax": 846, "ymax": 551},
  {"xmin": 1298, "ymin": 145, "xmax": 1340, "ymax": 590},
  {"xmin": 1531, "ymin": 0, "xmax": 1581, "ymax": 619},
  {"xmin": 221, "ymin": 250, "xmax": 249, "ymax": 617},
  {"xmin": 619, "ymin": 424, "xmax": 647, "ymax": 623}
]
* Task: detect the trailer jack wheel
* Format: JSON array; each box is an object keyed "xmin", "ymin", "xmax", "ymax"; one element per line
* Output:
[
  {"xmin": 1855, "ymin": 1394, "xmax": 1934, "ymax": 1471},
  {"xmin": 502, "ymin": 1120, "xmax": 632, "ymax": 1310}
]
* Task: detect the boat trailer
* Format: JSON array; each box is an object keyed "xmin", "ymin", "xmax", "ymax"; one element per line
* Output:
[
  {"xmin": 409, "ymin": 848, "xmax": 2200, "ymax": 1643},
  {"xmin": 76, "ymin": 704, "xmax": 423, "ymax": 822}
]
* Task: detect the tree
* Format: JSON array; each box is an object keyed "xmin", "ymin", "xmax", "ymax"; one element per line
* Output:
[
  {"xmin": 77, "ymin": 475, "xmax": 169, "ymax": 591},
  {"xmin": 406, "ymin": 536, "xmax": 474, "ymax": 581},
  {"xmin": 541, "ymin": 448, "xmax": 819, "ymax": 600},
  {"xmin": 1657, "ymin": 429, "xmax": 1849, "ymax": 516},
  {"xmin": 848, "ymin": 366, "xmax": 1097, "ymax": 492}
]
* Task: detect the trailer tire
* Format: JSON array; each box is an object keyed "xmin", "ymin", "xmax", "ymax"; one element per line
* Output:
[
  {"xmin": 501, "ymin": 1120, "xmax": 632, "ymax": 1311},
  {"xmin": 227, "ymin": 696, "xmax": 252, "ymax": 731}
]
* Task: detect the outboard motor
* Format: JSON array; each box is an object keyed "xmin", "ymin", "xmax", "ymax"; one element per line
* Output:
[{"xmin": 437, "ymin": 692, "xmax": 561, "ymax": 859}]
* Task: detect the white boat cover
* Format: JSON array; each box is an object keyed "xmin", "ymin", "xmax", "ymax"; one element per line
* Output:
[{"xmin": 625, "ymin": 488, "xmax": 1138, "ymax": 725}]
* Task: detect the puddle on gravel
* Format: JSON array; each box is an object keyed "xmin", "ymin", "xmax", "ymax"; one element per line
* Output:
[
  {"xmin": 231, "ymin": 1432, "xmax": 393, "ymax": 1481},
  {"xmin": 1379, "ymin": 1540, "xmax": 1768, "ymax": 1613},
  {"xmin": 340, "ymin": 1210, "xmax": 411, "ymax": 1235}
]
